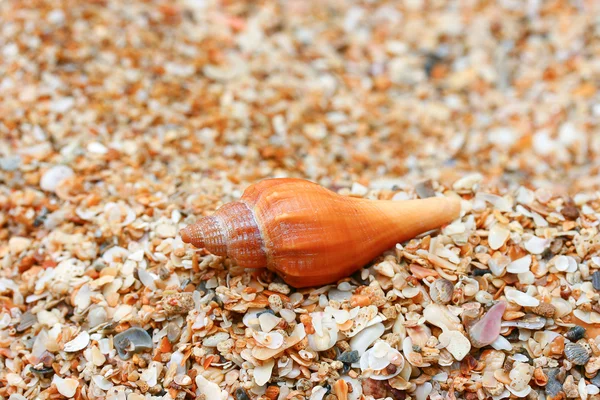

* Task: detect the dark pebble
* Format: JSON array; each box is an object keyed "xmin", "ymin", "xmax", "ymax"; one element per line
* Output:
[
  {"xmin": 424, "ymin": 53, "xmax": 444, "ymax": 78},
  {"xmin": 561, "ymin": 204, "xmax": 579, "ymax": 220},
  {"xmin": 342, "ymin": 363, "xmax": 351, "ymax": 374},
  {"xmin": 565, "ymin": 326, "xmax": 586, "ymax": 341},
  {"xmin": 591, "ymin": 373, "xmax": 600, "ymax": 387},
  {"xmin": 472, "ymin": 268, "xmax": 489, "ymax": 277},
  {"xmin": 33, "ymin": 207, "xmax": 48, "ymax": 227},
  {"xmin": 337, "ymin": 350, "xmax": 359, "ymax": 364},
  {"xmin": 235, "ymin": 388, "xmax": 250, "ymax": 400},
  {"xmin": 31, "ymin": 366, "xmax": 54, "ymax": 375},
  {"xmin": 592, "ymin": 271, "xmax": 600, "ymax": 291}
]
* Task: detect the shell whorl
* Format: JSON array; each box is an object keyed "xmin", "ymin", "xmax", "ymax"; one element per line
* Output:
[{"xmin": 180, "ymin": 201, "xmax": 268, "ymax": 269}]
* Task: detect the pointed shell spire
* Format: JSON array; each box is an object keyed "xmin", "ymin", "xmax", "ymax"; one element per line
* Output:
[{"xmin": 181, "ymin": 178, "xmax": 461, "ymax": 287}]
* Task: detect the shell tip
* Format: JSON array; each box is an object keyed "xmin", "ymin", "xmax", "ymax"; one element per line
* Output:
[{"xmin": 180, "ymin": 224, "xmax": 204, "ymax": 248}]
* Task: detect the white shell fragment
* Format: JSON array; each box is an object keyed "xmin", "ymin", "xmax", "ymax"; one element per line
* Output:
[
  {"xmin": 488, "ymin": 224, "xmax": 510, "ymax": 250},
  {"xmin": 504, "ymin": 287, "xmax": 540, "ymax": 307},
  {"xmin": 258, "ymin": 312, "xmax": 281, "ymax": 333},
  {"xmin": 524, "ymin": 236, "xmax": 550, "ymax": 255},
  {"xmin": 195, "ymin": 375, "xmax": 227, "ymax": 400},
  {"xmin": 506, "ymin": 255, "xmax": 532, "ymax": 274},
  {"xmin": 554, "ymin": 255, "xmax": 578, "ymax": 273},
  {"xmin": 350, "ymin": 322, "xmax": 385, "ymax": 356},
  {"xmin": 254, "ymin": 359, "xmax": 275, "ymax": 386},
  {"xmin": 359, "ymin": 340, "xmax": 403, "ymax": 380},
  {"xmin": 64, "ymin": 331, "xmax": 90, "ymax": 352},
  {"xmin": 439, "ymin": 330, "xmax": 471, "ymax": 361},
  {"xmin": 40, "ymin": 165, "xmax": 74, "ymax": 192},
  {"xmin": 52, "ymin": 376, "xmax": 79, "ymax": 398}
]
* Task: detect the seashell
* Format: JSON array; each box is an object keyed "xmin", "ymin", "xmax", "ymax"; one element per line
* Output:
[
  {"xmin": 508, "ymin": 361, "xmax": 533, "ymax": 392},
  {"xmin": 307, "ymin": 312, "xmax": 338, "ymax": 351},
  {"xmin": 504, "ymin": 287, "xmax": 539, "ymax": 307},
  {"xmin": 52, "ymin": 375, "xmax": 79, "ymax": 398},
  {"xmin": 553, "ymin": 255, "xmax": 577, "ymax": 273},
  {"xmin": 491, "ymin": 335, "xmax": 512, "ymax": 351},
  {"xmin": 92, "ymin": 374, "xmax": 113, "ymax": 391},
  {"xmin": 340, "ymin": 376, "xmax": 363, "ymax": 400},
  {"xmin": 414, "ymin": 382, "xmax": 433, "ymax": 400},
  {"xmin": 423, "ymin": 303, "xmax": 462, "ymax": 331},
  {"xmin": 113, "ymin": 327, "xmax": 153, "ymax": 360},
  {"xmin": 349, "ymin": 323, "xmax": 384, "ymax": 356},
  {"xmin": 41, "ymin": 165, "xmax": 74, "ymax": 193},
  {"xmin": 565, "ymin": 326, "xmax": 586, "ymax": 341},
  {"xmin": 258, "ymin": 313, "xmax": 281, "ymax": 333},
  {"xmin": 403, "ymin": 337, "xmax": 430, "ymax": 367},
  {"xmin": 524, "ymin": 236, "xmax": 550, "ymax": 255},
  {"xmin": 197, "ymin": 375, "xmax": 228, "ymax": 400},
  {"xmin": 489, "ymin": 224, "xmax": 510, "ymax": 250},
  {"xmin": 253, "ymin": 359, "xmax": 274, "ymax": 386},
  {"xmin": 407, "ymin": 325, "xmax": 432, "ymax": 348},
  {"xmin": 333, "ymin": 379, "xmax": 348, "ymax": 400},
  {"xmin": 501, "ymin": 314, "xmax": 546, "ymax": 330},
  {"xmin": 439, "ymin": 330, "xmax": 471, "ymax": 361},
  {"xmin": 438, "ymin": 348, "xmax": 455, "ymax": 366},
  {"xmin": 468, "ymin": 301, "xmax": 506, "ymax": 348},
  {"xmin": 253, "ymin": 331, "xmax": 284, "ymax": 350},
  {"xmin": 181, "ymin": 178, "xmax": 461, "ymax": 287},
  {"xmin": 359, "ymin": 340, "xmax": 404, "ymax": 380},
  {"xmin": 64, "ymin": 331, "xmax": 90, "ymax": 352},
  {"xmin": 252, "ymin": 323, "xmax": 306, "ymax": 361},
  {"xmin": 506, "ymin": 255, "xmax": 532, "ymax": 274},
  {"xmin": 309, "ymin": 386, "xmax": 328, "ymax": 400},
  {"xmin": 564, "ymin": 342, "xmax": 591, "ymax": 366},
  {"xmin": 429, "ymin": 279, "xmax": 454, "ymax": 304}
]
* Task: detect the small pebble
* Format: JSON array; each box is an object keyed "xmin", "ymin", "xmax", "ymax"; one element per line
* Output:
[
  {"xmin": 565, "ymin": 326, "xmax": 586, "ymax": 341},
  {"xmin": 530, "ymin": 302, "xmax": 556, "ymax": 318},
  {"xmin": 161, "ymin": 292, "xmax": 194, "ymax": 316},
  {"xmin": 592, "ymin": 271, "xmax": 600, "ymax": 291},
  {"xmin": 337, "ymin": 350, "xmax": 360, "ymax": 364},
  {"xmin": 235, "ymin": 388, "xmax": 250, "ymax": 400},
  {"xmin": 561, "ymin": 204, "xmax": 579, "ymax": 220}
]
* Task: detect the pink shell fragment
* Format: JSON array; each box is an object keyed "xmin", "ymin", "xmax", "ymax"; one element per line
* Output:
[{"xmin": 469, "ymin": 301, "xmax": 507, "ymax": 348}]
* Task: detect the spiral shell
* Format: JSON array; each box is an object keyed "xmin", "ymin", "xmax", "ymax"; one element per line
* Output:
[{"xmin": 181, "ymin": 178, "xmax": 461, "ymax": 287}]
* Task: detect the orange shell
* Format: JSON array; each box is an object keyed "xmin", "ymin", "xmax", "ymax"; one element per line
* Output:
[{"xmin": 181, "ymin": 178, "xmax": 461, "ymax": 287}]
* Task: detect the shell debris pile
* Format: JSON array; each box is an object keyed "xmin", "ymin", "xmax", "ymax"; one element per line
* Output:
[{"xmin": 2, "ymin": 1, "xmax": 600, "ymax": 400}]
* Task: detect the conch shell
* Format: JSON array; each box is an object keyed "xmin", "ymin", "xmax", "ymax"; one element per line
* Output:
[{"xmin": 180, "ymin": 178, "xmax": 460, "ymax": 287}]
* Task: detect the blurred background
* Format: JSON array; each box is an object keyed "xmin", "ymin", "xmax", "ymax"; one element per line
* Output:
[{"xmin": 1, "ymin": 0, "xmax": 599, "ymax": 202}]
